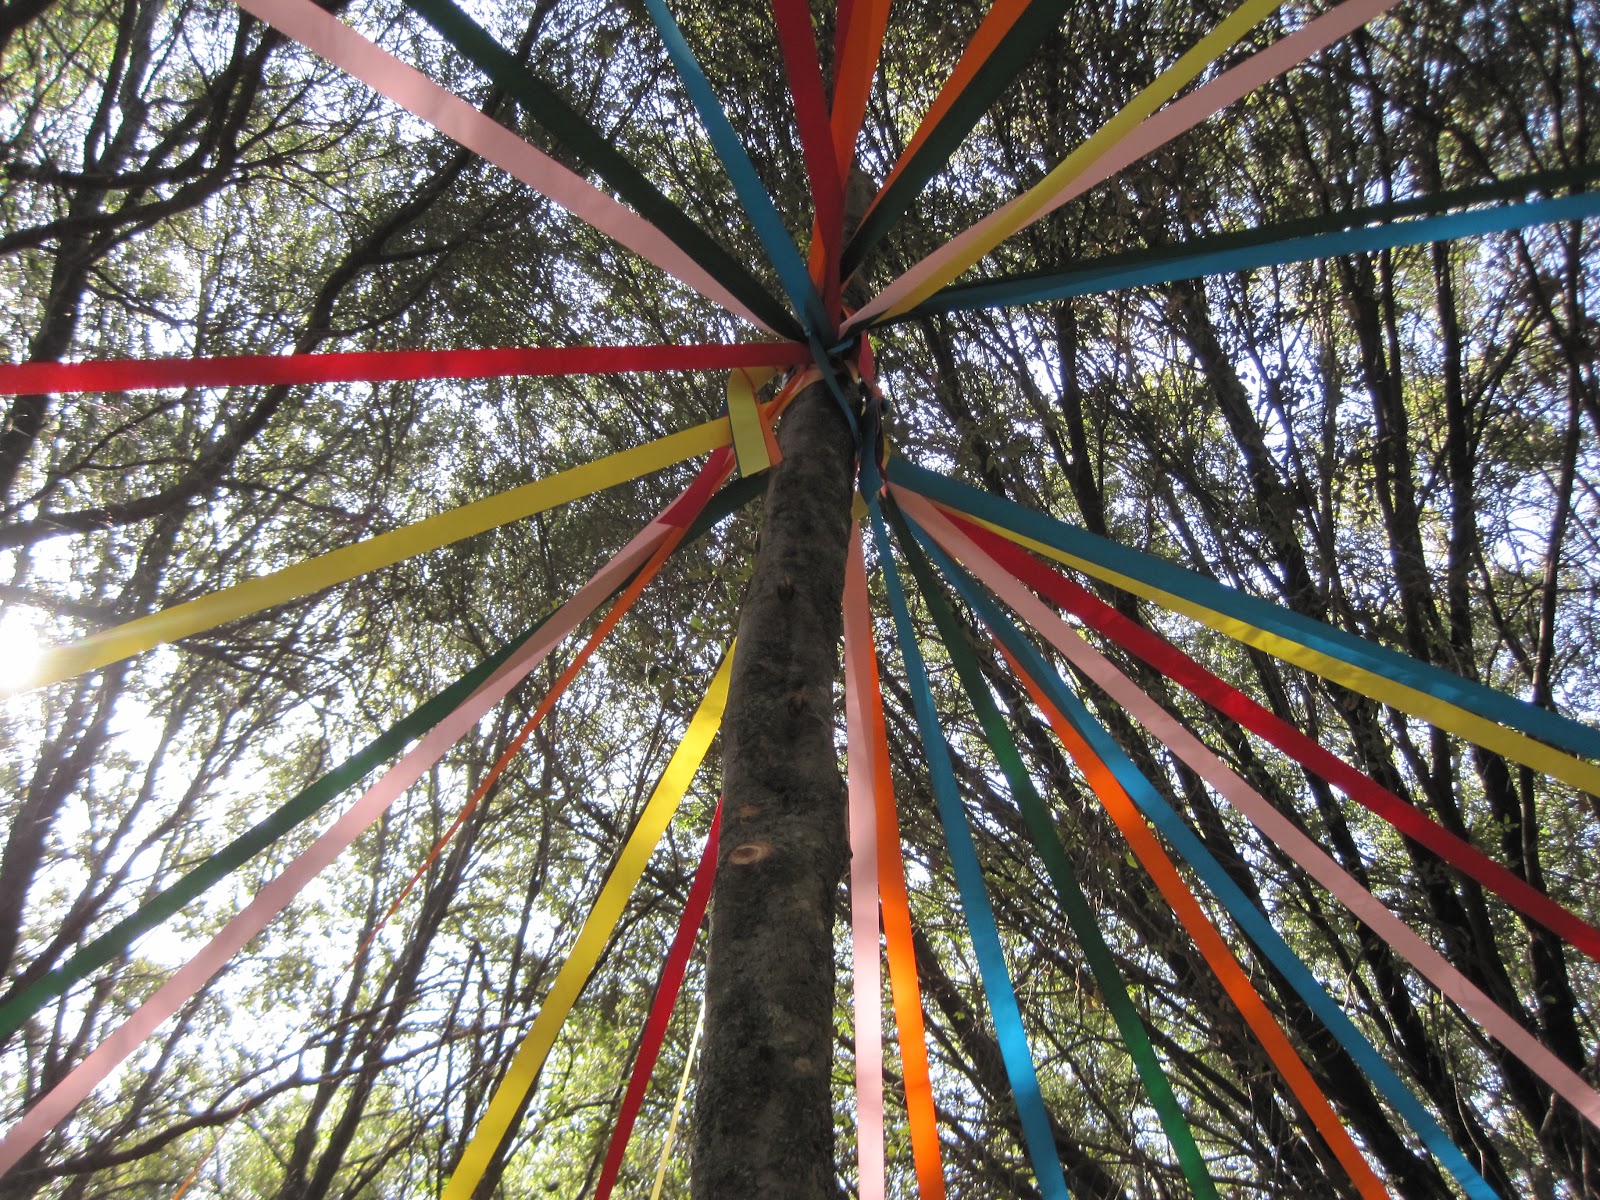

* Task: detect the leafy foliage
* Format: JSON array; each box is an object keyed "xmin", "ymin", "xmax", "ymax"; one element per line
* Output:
[{"xmin": 1, "ymin": 0, "xmax": 1598, "ymax": 1196}]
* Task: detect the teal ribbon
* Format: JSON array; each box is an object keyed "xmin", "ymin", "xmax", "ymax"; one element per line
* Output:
[
  {"xmin": 0, "ymin": 475, "xmax": 763, "ymax": 1043},
  {"xmin": 641, "ymin": 0, "xmax": 827, "ymax": 336},
  {"xmin": 887, "ymin": 498, "xmax": 1218, "ymax": 1199},
  {"xmin": 902, "ymin": 178, "xmax": 1600, "ymax": 320},
  {"xmin": 889, "ymin": 458, "xmax": 1600, "ymax": 763},
  {"xmin": 930, "ymin": 535, "xmax": 1499, "ymax": 1200},
  {"xmin": 841, "ymin": 0, "xmax": 1073, "ymax": 276},
  {"xmin": 398, "ymin": 0, "xmax": 803, "ymax": 340},
  {"xmin": 861, "ymin": 454, "xmax": 1073, "ymax": 1200}
]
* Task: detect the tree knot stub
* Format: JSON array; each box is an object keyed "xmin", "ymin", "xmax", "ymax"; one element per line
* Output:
[
  {"xmin": 788, "ymin": 689, "xmax": 807, "ymax": 716},
  {"xmin": 778, "ymin": 573, "xmax": 795, "ymax": 600},
  {"xmin": 728, "ymin": 841, "xmax": 773, "ymax": 865}
]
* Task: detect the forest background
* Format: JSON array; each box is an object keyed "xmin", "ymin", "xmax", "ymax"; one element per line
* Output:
[{"xmin": 0, "ymin": 0, "xmax": 1597, "ymax": 1196}]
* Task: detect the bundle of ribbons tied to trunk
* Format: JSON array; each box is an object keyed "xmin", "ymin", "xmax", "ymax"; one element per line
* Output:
[{"xmin": 3, "ymin": 0, "xmax": 1598, "ymax": 1194}]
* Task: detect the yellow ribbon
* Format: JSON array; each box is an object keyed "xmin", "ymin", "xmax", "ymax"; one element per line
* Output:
[
  {"xmin": 881, "ymin": 0, "xmax": 1284, "ymax": 319},
  {"xmin": 441, "ymin": 647, "xmax": 733, "ymax": 1200},
  {"xmin": 19, "ymin": 416, "xmax": 736, "ymax": 694},
  {"xmin": 957, "ymin": 509, "xmax": 1600, "ymax": 798},
  {"xmin": 727, "ymin": 366, "xmax": 782, "ymax": 477},
  {"xmin": 648, "ymin": 1003, "xmax": 704, "ymax": 1200}
]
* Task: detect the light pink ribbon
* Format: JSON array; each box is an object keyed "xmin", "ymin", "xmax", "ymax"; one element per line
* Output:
[
  {"xmin": 0, "ymin": 515, "xmax": 683, "ymax": 1176},
  {"xmin": 848, "ymin": 0, "xmax": 1398, "ymax": 328},
  {"xmin": 232, "ymin": 0, "xmax": 774, "ymax": 332},
  {"xmin": 843, "ymin": 527, "xmax": 887, "ymax": 1200},
  {"xmin": 898, "ymin": 488, "xmax": 1600, "ymax": 1133}
]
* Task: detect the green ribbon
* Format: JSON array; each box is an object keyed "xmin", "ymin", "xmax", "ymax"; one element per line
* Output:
[
  {"xmin": 887, "ymin": 497, "xmax": 1218, "ymax": 1199},
  {"xmin": 400, "ymin": 0, "xmax": 803, "ymax": 340}
]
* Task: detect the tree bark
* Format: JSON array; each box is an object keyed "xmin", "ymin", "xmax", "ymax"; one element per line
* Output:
[{"xmin": 691, "ymin": 376, "xmax": 857, "ymax": 1199}]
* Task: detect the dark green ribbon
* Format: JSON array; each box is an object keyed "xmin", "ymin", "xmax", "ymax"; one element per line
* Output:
[{"xmin": 920, "ymin": 491, "xmax": 1498, "ymax": 1200}]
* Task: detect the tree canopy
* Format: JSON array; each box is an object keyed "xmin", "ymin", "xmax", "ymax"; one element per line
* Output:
[{"xmin": 1, "ymin": 0, "xmax": 1598, "ymax": 1196}]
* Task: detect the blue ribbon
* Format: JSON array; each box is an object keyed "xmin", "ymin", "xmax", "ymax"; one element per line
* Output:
[
  {"xmin": 920, "ymin": 530, "xmax": 1501, "ymax": 1200},
  {"xmin": 642, "ymin": 0, "xmax": 827, "ymax": 336},
  {"xmin": 889, "ymin": 459, "xmax": 1600, "ymax": 764},
  {"xmin": 861, "ymin": 459, "xmax": 1073, "ymax": 1200},
  {"xmin": 903, "ymin": 190, "xmax": 1600, "ymax": 319}
]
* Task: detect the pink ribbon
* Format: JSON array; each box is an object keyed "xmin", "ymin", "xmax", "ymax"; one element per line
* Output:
[
  {"xmin": 897, "ymin": 488, "xmax": 1600, "ymax": 1133},
  {"xmin": 232, "ymin": 0, "xmax": 774, "ymax": 331},
  {"xmin": 843, "ymin": 527, "xmax": 886, "ymax": 1200}
]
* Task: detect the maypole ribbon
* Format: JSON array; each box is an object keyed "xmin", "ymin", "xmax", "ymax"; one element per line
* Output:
[
  {"xmin": 0, "ymin": 519, "xmax": 675, "ymax": 1179},
  {"xmin": 843, "ymin": 0, "xmax": 1072, "ymax": 273},
  {"xmin": 887, "ymin": 501, "xmax": 1217, "ymax": 1199},
  {"xmin": 352, "ymin": 455, "xmax": 730, "ymax": 969},
  {"xmin": 802, "ymin": 0, "xmax": 886, "ymax": 307},
  {"xmin": 593, "ymin": 802, "xmax": 722, "ymax": 1200},
  {"xmin": 442, "ymin": 647, "xmax": 734, "ymax": 1200},
  {"xmin": 996, "ymin": 647, "xmax": 1392, "ymax": 1199},
  {"xmin": 843, "ymin": 525, "xmax": 947, "ymax": 1200},
  {"xmin": 903, "ymin": 492, "xmax": 1600, "ymax": 1135},
  {"xmin": 903, "ymin": 188, "xmax": 1600, "ymax": 318},
  {"xmin": 771, "ymin": 0, "xmax": 844, "ymax": 314},
  {"xmin": 18, "ymin": 413, "xmax": 739, "ymax": 695},
  {"xmin": 397, "ymin": 0, "xmax": 802, "ymax": 340},
  {"xmin": 641, "ymin": 0, "xmax": 827, "ymax": 335},
  {"xmin": 0, "ymin": 617, "xmax": 534, "ymax": 1043},
  {"xmin": 829, "ymin": 0, "xmax": 890, "ymax": 182},
  {"xmin": 0, "ymin": 469, "xmax": 762, "ymax": 1045},
  {"xmin": 907, "ymin": 162, "xmax": 1600, "ymax": 318},
  {"xmin": 863, "ymin": 482, "xmax": 1072, "ymax": 1200},
  {"xmin": 230, "ymin": 0, "xmax": 777, "ymax": 331},
  {"xmin": 844, "ymin": 527, "xmax": 888, "ymax": 1200},
  {"xmin": 943, "ymin": 508, "xmax": 1600, "ymax": 964},
  {"xmin": 170, "ymin": 1137, "xmax": 217, "ymax": 1200},
  {"xmin": 920, "ymin": 540, "xmax": 1500, "ymax": 1200},
  {"xmin": 849, "ymin": 0, "xmax": 1397, "ymax": 327},
  {"xmin": 913, "ymin": 159, "xmax": 1600, "ymax": 318},
  {"xmin": 0, "ymin": 341, "xmax": 808, "ymax": 398},
  {"xmin": 891, "ymin": 459, "xmax": 1600, "ymax": 786}
]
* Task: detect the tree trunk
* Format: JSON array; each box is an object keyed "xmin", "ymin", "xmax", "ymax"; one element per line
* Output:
[{"xmin": 691, "ymin": 375, "xmax": 858, "ymax": 1199}]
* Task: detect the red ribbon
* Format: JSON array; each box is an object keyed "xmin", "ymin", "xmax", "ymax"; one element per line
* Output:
[
  {"xmin": 0, "ymin": 341, "xmax": 808, "ymax": 396},
  {"xmin": 593, "ymin": 801, "xmax": 722, "ymax": 1200},
  {"xmin": 772, "ymin": 0, "xmax": 844, "ymax": 318},
  {"xmin": 950, "ymin": 511, "xmax": 1600, "ymax": 964}
]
